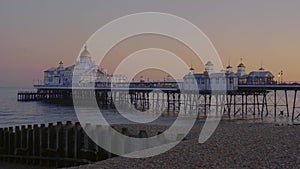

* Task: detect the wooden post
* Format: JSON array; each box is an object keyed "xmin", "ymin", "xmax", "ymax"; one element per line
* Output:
[
  {"xmin": 14, "ymin": 126, "xmax": 21, "ymax": 163},
  {"xmin": 26, "ymin": 125, "xmax": 33, "ymax": 164},
  {"xmin": 233, "ymin": 95, "xmax": 236, "ymax": 117},
  {"xmin": 95, "ymin": 125, "xmax": 111, "ymax": 159},
  {"xmin": 292, "ymin": 90, "xmax": 297, "ymax": 122},
  {"xmin": 0, "ymin": 128, "xmax": 4, "ymax": 161},
  {"xmin": 285, "ymin": 90, "xmax": 290, "ymax": 117},
  {"xmin": 33, "ymin": 124, "xmax": 40, "ymax": 165},
  {"xmin": 8, "ymin": 127, "xmax": 15, "ymax": 162},
  {"xmin": 66, "ymin": 121, "xmax": 74, "ymax": 167},
  {"xmin": 265, "ymin": 93, "xmax": 269, "ymax": 117},
  {"xmin": 3, "ymin": 128, "xmax": 9, "ymax": 161},
  {"xmin": 76, "ymin": 122, "xmax": 84, "ymax": 164},
  {"xmin": 40, "ymin": 124, "xmax": 47, "ymax": 166},
  {"xmin": 261, "ymin": 94, "xmax": 265, "ymax": 120},
  {"xmin": 137, "ymin": 130, "xmax": 148, "ymax": 151},
  {"xmin": 274, "ymin": 90, "xmax": 277, "ymax": 119},
  {"xmin": 242, "ymin": 94, "xmax": 244, "ymax": 118}
]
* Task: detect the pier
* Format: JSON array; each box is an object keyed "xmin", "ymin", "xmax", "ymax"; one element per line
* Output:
[{"xmin": 17, "ymin": 83, "xmax": 300, "ymax": 123}]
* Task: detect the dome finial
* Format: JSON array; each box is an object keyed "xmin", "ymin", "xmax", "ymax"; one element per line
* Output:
[
  {"xmin": 237, "ymin": 57, "xmax": 245, "ymax": 68},
  {"xmin": 205, "ymin": 61, "xmax": 213, "ymax": 66},
  {"xmin": 259, "ymin": 57, "xmax": 264, "ymax": 71},
  {"xmin": 80, "ymin": 45, "xmax": 91, "ymax": 57},
  {"xmin": 189, "ymin": 60, "xmax": 194, "ymax": 71},
  {"xmin": 226, "ymin": 56, "xmax": 232, "ymax": 69}
]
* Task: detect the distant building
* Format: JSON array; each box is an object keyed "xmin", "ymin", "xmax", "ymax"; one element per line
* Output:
[
  {"xmin": 183, "ymin": 61, "xmax": 238, "ymax": 91},
  {"xmin": 236, "ymin": 62, "xmax": 247, "ymax": 84},
  {"xmin": 246, "ymin": 67, "xmax": 275, "ymax": 85},
  {"xmin": 236, "ymin": 61, "xmax": 275, "ymax": 85},
  {"xmin": 183, "ymin": 60, "xmax": 275, "ymax": 91},
  {"xmin": 43, "ymin": 46, "xmax": 124, "ymax": 87}
]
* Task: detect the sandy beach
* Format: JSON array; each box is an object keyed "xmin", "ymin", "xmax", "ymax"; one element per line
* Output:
[{"xmin": 66, "ymin": 120, "xmax": 300, "ymax": 169}]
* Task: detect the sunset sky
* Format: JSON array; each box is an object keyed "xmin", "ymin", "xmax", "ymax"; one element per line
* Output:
[{"xmin": 1, "ymin": 0, "xmax": 300, "ymax": 87}]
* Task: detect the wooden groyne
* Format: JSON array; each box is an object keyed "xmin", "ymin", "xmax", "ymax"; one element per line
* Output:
[{"xmin": 0, "ymin": 121, "xmax": 164, "ymax": 168}]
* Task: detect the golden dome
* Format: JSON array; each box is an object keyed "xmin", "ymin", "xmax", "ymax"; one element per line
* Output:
[
  {"xmin": 205, "ymin": 61, "xmax": 213, "ymax": 66},
  {"xmin": 80, "ymin": 46, "xmax": 91, "ymax": 57},
  {"xmin": 226, "ymin": 65, "xmax": 232, "ymax": 69},
  {"xmin": 238, "ymin": 63, "xmax": 245, "ymax": 68},
  {"xmin": 203, "ymin": 71, "xmax": 209, "ymax": 75}
]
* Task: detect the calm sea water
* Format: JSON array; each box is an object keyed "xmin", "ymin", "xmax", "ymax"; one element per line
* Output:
[
  {"xmin": 0, "ymin": 87, "xmax": 178, "ymax": 128},
  {"xmin": 0, "ymin": 87, "xmax": 78, "ymax": 128},
  {"xmin": 0, "ymin": 87, "xmax": 297, "ymax": 128}
]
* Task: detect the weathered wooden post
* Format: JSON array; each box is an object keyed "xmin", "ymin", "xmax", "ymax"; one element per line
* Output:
[
  {"xmin": 8, "ymin": 127, "xmax": 15, "ymax": 162},
  {"xmin": 134, "ymin": 130, "xmax": 148, "ymax": 152},
  {"xmin": 73, "ymin": 122, "xmax": 81, "ymax": 166},
  {"xmin": 33, "ymin": 124, "xmax": 40, "ymax": 165},
  {"xmin": 157, "ymin": 131, "xmax": 166, "ymax": 145},
  {"xmin": 39, "ymin": 123, "xmax": 47, "ymax": 166},
  {"xmin": 47, "ymin": 123, "xmax": 55, "ymax": 151},
  {"xmin": 45, "ymin": 122, "xmax": 58, "ymax": 167},
  {"xmin": 27, "ymin": 125, "xmax": 34, "ymax": 164},
  {"xmin": 56, "ymin": 121, "xmax": 64, "ymax": 167},
  {"xmin": 95, "ymin": 125, "xmax": 109, "ymax": 161},
  {"xmin": 17, "ymin": 125, "xmax": 28, "ymax": 163},
  {"xmin": 110, "ymin": 126, "xmax": 122, "ymax": 158},
  {"xmin": 20, "ymin": 125, "xmax": 26, "ymax": 149},
  {"xmin": 0, "ymin": 128, "xmax": 3, "ymax": 161},
  {"xmin": 83, "ymin": 123, "xmax": 98, "ymax": 162},
  {"xmin": 14, "ymin": 126, "xmax": 21, "ymax": 163},
  {"xmin": 176, "ymin": 133, "xmax": 186, "ymax": 141},
  {"xmin": 76, "ymin": 123, "xmax": 85, "ymax": 161},
  {"xmin": 3, "ymin": 128, "xmax": 9, "ymax": 161},
  {"xmin": 121, "ymin": 127, "xmax": 131, "ymax": 155},
  {"xmin": 66, "ymin": 121, "xmax": 74, "ymax": 167}
]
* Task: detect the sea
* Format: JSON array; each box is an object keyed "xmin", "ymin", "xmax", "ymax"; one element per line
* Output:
[
  {"xmin": 0, "ymin": 86, "xmax": 78, "ymax": 128},
  {"xmin": 0, "ymin": 86, "xmax": 178, "ymax": 128},
  {"xmin": 0, "ymin": 86, "xmax": 298, "ymax": 128}
]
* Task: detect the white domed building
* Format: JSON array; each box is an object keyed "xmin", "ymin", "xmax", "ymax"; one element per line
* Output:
[
  {"xmin": 183, "ymin": 61, "xmax": 239, "ymax": 91},
  {"xmin": 246, "ymin": 67, "xmax": 275, "ymax": 85},
  {"xmin": 183, "ymin": 59, "xmax": 275, "ymax": 91},
  {"xmin": 43, "ymin": 46, "xmax": 115, "ymax": 87}
]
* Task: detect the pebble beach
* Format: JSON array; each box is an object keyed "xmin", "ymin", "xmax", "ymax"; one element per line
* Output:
[{"xmin": 67, "ymin": 120, "xmax": 300, "ymax": 169}]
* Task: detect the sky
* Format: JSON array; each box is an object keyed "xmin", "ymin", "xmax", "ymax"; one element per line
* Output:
[{"xmin": 1, "ymin": 0, "xmax": 300, "ymax": 87}]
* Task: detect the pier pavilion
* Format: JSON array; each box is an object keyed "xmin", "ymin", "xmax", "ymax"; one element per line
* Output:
[{"xmin": 17, "ymin": 47, "xmax": 300, "ymax": 123}]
